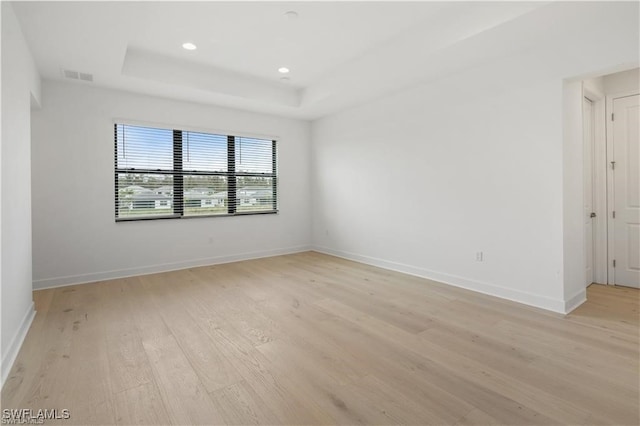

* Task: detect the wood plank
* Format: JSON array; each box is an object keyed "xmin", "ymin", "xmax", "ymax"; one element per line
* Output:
[
  {"xmin": 257, "ymin": 338, "xmax": 402, "ymax": 425},
  {"xmin": 208, "ymin": 380, "xmax": 280, "ymax": 425},
  {"xmin": 193, "ymin": 319, "xmax": 334, "ymax": 425},
  {"xmin": 141, "ymin": 334, "xmax": 223, "ymax": 425},
  {"xmin": 113, "ymin": 382, "xmax": 170, "ymax": 425},
  {"xmin": 2, "ymin": 251, "xmax": 638, "ymax": 425},
  {"xmin": 51, "ymin": 282, "xmax": 115, "ymax": 425},
  {"xmin": 314, "ymin": 298, "xmax": 584, "ymax": 425},
  {"xmin": 140, "ymin": 270, "xmax": 244, "ymax": 393},
  {"xmin": 99, "ymin": 279, "xmax": 156, "ymax": 394}
]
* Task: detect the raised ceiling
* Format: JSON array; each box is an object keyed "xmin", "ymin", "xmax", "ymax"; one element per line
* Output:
[{"xmin": 11, "ymin": 1, "xmax": 614, "ymax": 119}]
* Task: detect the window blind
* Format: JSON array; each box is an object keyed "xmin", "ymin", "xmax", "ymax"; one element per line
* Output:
[{"xmin": 115, "ymin": 124, "xmax": 277, "ymax": 221}]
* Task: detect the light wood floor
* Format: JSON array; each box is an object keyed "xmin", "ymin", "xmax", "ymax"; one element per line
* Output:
[{"xmin": 2, "ymin": 252, "xmax": 638, "ymax": 425}]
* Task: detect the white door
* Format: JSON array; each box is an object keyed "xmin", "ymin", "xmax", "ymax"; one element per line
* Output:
[
  {"xmin": 583, "ymin": 97, "xmax": 595, "ymax": 286},
  {"xmin": 611, "ymin": 94, "xmax": 640, "ymax": 288}
]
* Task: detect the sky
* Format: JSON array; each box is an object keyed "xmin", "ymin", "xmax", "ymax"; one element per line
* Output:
[{"xmin": 116, "ymin": 124, "xmax": 273, "ymax": 173}]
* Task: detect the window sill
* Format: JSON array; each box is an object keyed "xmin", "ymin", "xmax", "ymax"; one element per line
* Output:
[{"xmin": 115, "ymin": 210, "xmax": 278, "ymax": 222}]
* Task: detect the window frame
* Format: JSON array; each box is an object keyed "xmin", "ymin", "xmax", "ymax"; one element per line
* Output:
[{"xmin": 114, "ymin": 123, "xmax": 278, "ymax": 222}]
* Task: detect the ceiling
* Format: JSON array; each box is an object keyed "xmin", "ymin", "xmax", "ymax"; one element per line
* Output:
[{"xmin": 11, "ymin": 1, "xmax": 586, "ymax": 120}]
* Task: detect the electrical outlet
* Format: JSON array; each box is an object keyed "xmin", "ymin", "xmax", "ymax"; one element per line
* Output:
[{"xmin": 476, "ymin": 251, "xmax": 483, "ymax": 262}]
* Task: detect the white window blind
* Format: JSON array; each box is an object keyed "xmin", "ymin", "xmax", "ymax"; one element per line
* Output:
[{"xmin": 115, "ymin": 124, "xmax": 277, "ymax": 221}]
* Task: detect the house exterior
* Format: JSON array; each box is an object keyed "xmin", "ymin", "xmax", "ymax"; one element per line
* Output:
[
  {"xmin": 185, "ymin": 188, "xmax": 225, "ymax": 208},
  {"xmin": 119, "ymin": 185, "xmax": 273, "ymax": 209},
  {"xmin": 130, "ymin": 192, "xmax": 172, "ymax": 210},
  {"xmin": 119, "ymin": 185, "xmax": 231, "ymax": 209},
  {"xmin": 238, "ymin": 187, "xmax": 273, "ymax": 207},
  {"xmin": 119, "ymin": 187, "xmax": 172, "ymax": 210},
  {"xmin": 155, "ymin": 185, "xmax": 173, "ymax": 196},
  {"xmin": 185, "ymin": 193, "xmax": 222, "ymax": 208}
]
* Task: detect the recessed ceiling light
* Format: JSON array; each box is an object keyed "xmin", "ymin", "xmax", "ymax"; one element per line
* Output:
[
  {"xmin": 278, "ymin": 67, "xmax": 290, "ymax": 74},
  {"xmin": 280, "ymin": 77, "xmax": 290, "ymax": 83},
  {"xmin": 284, "ymin": 11, "xmax": 299, "ymax": 20},
  {"xmin": 182, "ymin": 42, "xmax": 197, "ymax": 51}
]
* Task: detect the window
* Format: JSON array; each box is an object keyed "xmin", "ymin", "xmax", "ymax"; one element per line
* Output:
[{"xmin": 115, "ymin": 124, "xmax": 277, "ymax": 221}]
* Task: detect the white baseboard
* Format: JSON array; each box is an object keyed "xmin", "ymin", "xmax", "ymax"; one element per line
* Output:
[
  {"xmin": 564, "ymin": 288, "xmax": 587, "ymax": 313},
  {"xmin": 312, "ymin": 245, "xmax": 570, "ymax": 314},
  {"xmin": 1, "ymin": 302, "xmax": 36, "ymax": 388},
  {"xmin": 32, "ymin": 243, "xmax": 584, "ymax": 314},
  {"xmin": 33, "ymin": 245, "xmax": 311, "ymax": 290}
]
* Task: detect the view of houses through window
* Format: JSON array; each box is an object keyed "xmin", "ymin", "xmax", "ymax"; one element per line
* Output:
[{"xmin": 115, "ymin": 124, "xmax": 277, "ymax": 220}]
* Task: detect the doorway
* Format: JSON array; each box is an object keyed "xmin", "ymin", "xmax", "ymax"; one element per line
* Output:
[
  {"xmin": 582, "ymin": 68, "xmax": 640, "ymax": 290},
  {"xmin": 583, "ymin": 96, "xmax": 595, "ymax": 286}
]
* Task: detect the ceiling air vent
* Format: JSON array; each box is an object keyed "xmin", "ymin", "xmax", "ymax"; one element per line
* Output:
[
  {"xmin": 63, "ymin": 69, "xmax": 79, "ymax": 79},
  {"xmin": 62, "ymin": 69, "xmax": 93, "ymax": 82}
]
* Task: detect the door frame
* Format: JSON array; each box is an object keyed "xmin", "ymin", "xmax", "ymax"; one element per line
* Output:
[
  {"xmin": 583, "ymin": 96, "xmax": 595, "ymax": 286},
  {"xmin": 606, "ymin": 90, "xmax": 640, "ymax": 285},
  {"xmin": 583, "ymin": 86, "xmax": 608, "ymax": 285}
]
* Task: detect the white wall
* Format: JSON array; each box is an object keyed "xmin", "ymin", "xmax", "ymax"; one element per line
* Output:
[
  {"xmin": 584, "ymin": 77, "xmax": 604, "ymax": 99},
  {"xmin": 603, "ymin": 68, "xmax": 640, "ymax": 95},
  {"xmin": 563, "ymin": 80, "xmax": 587, "ymax": 307},
  {"xmin": 1, "ymin": 2, "xmax": 41, "ymax": 386},
  {"xmin": 31, "ymin": 81, "xmax": 310, "ymax": 288},
  {"xmin": 311, "ymin": 2, "xmax": 639, "ymax": 313}
]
